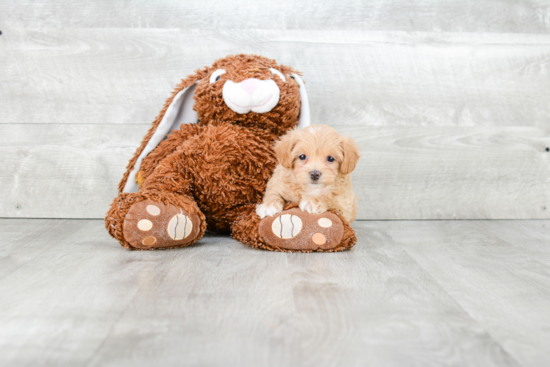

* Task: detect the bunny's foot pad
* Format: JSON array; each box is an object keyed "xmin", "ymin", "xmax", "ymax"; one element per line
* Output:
[
  {"xmin": 258, "ymin": 208, "xmax": 345, "ymax": 252},
  {"xmin": 123, "ymin": 200, "xmax": 201, "ymax": 250}
]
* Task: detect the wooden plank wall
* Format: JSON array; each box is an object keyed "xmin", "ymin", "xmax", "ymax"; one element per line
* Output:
[{"xmin": 1, "ymin": 1, "xmax": 549, "ymax": 219}]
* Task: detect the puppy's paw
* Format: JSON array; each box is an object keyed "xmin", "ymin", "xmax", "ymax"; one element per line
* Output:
[
  {"xmin": 299, "ymin": 200, "xmax": 327, "ymax": 215},
  {"xmin": 256, "ymin": 202, "xmax": 284, "ymax": 219}
]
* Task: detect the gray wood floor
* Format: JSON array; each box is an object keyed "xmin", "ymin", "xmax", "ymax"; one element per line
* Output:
[{"xmin": 1, "ymin": 219, "xmax": 549, "ymax": 367}]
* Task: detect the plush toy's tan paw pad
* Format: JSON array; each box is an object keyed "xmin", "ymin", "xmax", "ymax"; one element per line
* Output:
[
  {"xmin": 123, "ymin": 200, "xmax": 201, "ymax": 249},
  {"xmin": 258, "ymin": 208, "xmax": 344, "ymax": 252},
  {"xmin": 271, "ymin": 213, "xmax": 303, "ymax": 238},
  {"xmin": 167, "ymin": 213, "xmax": 193, "ymax": 240}
]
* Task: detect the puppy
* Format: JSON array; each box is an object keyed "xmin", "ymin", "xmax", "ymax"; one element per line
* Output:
[{"xmin": 256, "ymin": 124, "xmax": 360, "ymax": 223}]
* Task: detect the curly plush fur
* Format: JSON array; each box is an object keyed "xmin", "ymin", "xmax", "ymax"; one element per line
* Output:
[{"xmin": 105, "ymin": 54, "xmax": 357, "ymax": 251}]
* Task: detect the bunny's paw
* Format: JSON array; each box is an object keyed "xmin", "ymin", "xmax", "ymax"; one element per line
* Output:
[
  {"xmin": 123, "ymin": 200, "xmax": 201, "ymax": 250},
  {"xmin": 258, "ymin": 208, "xmax": 348, "ymax": 252}
]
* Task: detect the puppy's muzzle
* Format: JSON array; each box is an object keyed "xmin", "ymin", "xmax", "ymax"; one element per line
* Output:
[{"xmin": 309, "ymin": 171, "xmax": 321, "ymax": 181}]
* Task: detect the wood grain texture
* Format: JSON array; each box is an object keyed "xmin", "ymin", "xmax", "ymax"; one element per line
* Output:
[
  {"xmin": 3, "ymin": 28, "xmax": 550, "ymax": 127},
  {"xmin": 0, "ymin": 124, "xmax": 147, "ymax": 219},
  {"xmin": 1, "ymin": 124, "xmax": 548, "ymax": 219},
  {"xmin": 481, "ymin": 220, "xmax": 550, "ymax": 263},
  {"xmin": 3, "ymin": 219, "xmax": 544, "ymax": 366},
  {"xmin": 377, "ymin": 220, "xmax": 550, "ymax": 367},
  {"xmin": 285, "ymin": 224, "xmax": 518, "ymax": 367},
  {"xmin": 2, "ymin": 0, "xmax": 550, "ymax": 33},
  {"xmin": 340, "ymin": 125, "xmax": 550, "ymax": 220}
]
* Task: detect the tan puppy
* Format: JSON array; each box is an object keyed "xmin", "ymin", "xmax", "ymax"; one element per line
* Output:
[{"xmin": 257, "ymin": 124, "xmax": 360, "ymax": 222}]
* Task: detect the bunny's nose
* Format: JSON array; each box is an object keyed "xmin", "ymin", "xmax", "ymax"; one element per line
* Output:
[
  {"xmin": 240, "ymin": 78, "xmax": 261, "ymax": 95},
  {"xmin": 309, "ymin": 171, "xmax": 321, "ymax": 181}
]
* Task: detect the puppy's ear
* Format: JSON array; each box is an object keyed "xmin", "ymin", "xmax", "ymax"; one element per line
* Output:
[
  {"xmin": 274, "ymin": 132, "xmax": 296, "ymax": 169},
  {"xmin": 340, "ymin": 135, "xmax": 360, "ymax": 174}
]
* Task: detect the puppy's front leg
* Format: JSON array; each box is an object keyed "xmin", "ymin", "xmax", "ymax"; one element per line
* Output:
[
  {"xmin": 257, "ymin": 168, "xmax": 287, "ymax": 219},
  {"xmin": 299, "ymin": 197, "xmax": 328, "ymax": 215},
  {"xmin": 256, "ymin": 199, "xmax": 284, "ymax": 218}
]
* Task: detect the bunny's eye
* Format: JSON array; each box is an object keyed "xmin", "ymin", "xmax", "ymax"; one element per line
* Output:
[
  {"xmin": 327, "ymin": 156, "xmax": 335, "ymax": 162},
  {"xmin": 299, "ymin": 154, "xmax": 307, "ymax": 160},
  {"xmin": 269, "ymin": 68, "xmax": 286, "ymax": 82},
  {"xmin": 209, "ymin": 69, "xmax": 226, "ymax": 84}
]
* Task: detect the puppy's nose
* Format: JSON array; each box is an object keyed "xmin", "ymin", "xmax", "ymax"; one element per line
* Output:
[
  {"xmin": 309, "ymin": 171, "xmax": 321, "ymax": 181},
  {"xmin": 240, "ymin": 78, "xmax": 261, "ymax": 95}
]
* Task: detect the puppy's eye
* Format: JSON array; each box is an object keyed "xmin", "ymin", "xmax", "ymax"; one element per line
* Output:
[
  {"xmin": 299, "ymin": 154, "xmax": 307, "ymax": 161},
  {"xmin": 269, "ymin": 68, "xmax": 286, "ymax": 82},
  {"xmin": 209, "ymin": 69, "xmax": 226, "ymax": 84},
  {"xmin": 327, "ymin": 156, "xmax": 335, "ymax": 162}
]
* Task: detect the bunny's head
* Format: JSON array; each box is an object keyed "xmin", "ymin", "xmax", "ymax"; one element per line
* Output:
[
  {"xmin": 121, "ymin": 54, "xmax": 310, "ymax": 193},
  {"xmin": 190, "ymin": 54, "xmax": 309, "ymax": 137}
]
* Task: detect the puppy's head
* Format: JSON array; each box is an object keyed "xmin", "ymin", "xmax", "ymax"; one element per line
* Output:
[{"xmin": 274, "ymin": 125, "xmax": 360, "ymax": 187}]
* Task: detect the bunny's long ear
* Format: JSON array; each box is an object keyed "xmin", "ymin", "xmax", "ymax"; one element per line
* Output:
[
  {"xmin": 292, "ymin": 74, "xmax": 311, "ymax": 129},
  {"xmin": 120, "ymin": 78, "xmax": 201, "ymax": 193}
]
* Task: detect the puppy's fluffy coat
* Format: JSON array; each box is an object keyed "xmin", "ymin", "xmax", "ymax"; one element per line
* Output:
[{"xmin": 257, "ymin": 124, "xmax": 360, "ymax": 222}]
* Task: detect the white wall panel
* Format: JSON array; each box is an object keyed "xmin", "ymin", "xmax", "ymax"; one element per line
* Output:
[
  {"xmin": 1, "ymin": 124, "xmax": 547, "ymax": 219},
  {"xmin": 2, "ymin": 29, "xmax": 550, "ymax": 128},
  {"xmin": 1, "ymin": 1, "xmax": 549, "ymax": 219},
  {"xmin": 2, "ymin": 0, "xmax": 550, "ymax": 33}
]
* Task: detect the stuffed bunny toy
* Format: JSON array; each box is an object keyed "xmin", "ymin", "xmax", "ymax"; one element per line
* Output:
[{"xmin": 105, "ymin": 54, "xmax": 357, "ymax": 252}]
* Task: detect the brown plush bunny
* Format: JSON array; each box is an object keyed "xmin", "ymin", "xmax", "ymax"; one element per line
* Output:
[{"xmin": 105, "ymin": 54, "xmax": 357, "ymax": 252}]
